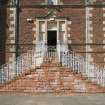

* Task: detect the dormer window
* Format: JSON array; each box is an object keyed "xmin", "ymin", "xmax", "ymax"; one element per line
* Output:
[{"xmin": 47, "ymin": 0, "xmax": 58, "ymax": 5}]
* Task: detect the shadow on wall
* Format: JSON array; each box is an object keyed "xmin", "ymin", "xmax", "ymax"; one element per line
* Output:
[
  {"xmin": 68, "ymin": 44, "xmax": 73, "ymax": 52},
  {"xmin": 0, "ymin": 7, "xmax": 7, "ymax": 65},
  {"xmin": 0, "ymin": 0, "xmax": 9, "ymax": 5}
]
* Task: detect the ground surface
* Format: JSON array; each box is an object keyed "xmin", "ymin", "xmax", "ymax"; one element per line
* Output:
[{"xmin": 0, "ymin": 94, "xmax": 105, "ymax": 105}]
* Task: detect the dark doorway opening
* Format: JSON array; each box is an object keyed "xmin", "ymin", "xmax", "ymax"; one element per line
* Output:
[{"xmin": 47, "ymin": 31, "xmax": 57, "ymax": 46}]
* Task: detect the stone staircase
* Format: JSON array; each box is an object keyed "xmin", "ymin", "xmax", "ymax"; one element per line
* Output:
[
  {"xmin": 0, "ymin": 57, "xmax": 105, "ymax": 95},
  {"xmin": 0, "ymin": 44, "xmax": 105, "ymax": 95}
]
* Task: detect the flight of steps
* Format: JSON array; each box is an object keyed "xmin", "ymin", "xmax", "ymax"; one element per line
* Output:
[{"xmin": 0, "ymin": 57, "xmax": 105, "ymax": 95}]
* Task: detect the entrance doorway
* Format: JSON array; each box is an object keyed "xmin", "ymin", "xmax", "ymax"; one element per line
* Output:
[
  {"xmin": 47, "ymin": 30, "xmax": 57, "ymax": 57},
  {"xmin": 47, "ymin": 31, "xmax": 57, "ymax": 46}
]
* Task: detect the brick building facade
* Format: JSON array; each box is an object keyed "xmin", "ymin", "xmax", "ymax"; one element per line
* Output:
[
  {"xmin": 0, "ymin": 0, "xmax": 105, "ymax": 66},
  {"xmin": 0, "ymin": 0, "xmax": 105, "ymax": 94}
]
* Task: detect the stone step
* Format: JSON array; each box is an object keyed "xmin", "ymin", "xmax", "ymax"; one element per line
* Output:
[{"xmin": 0, "ymin": 58, "xmax": 105, "ymax": 95}]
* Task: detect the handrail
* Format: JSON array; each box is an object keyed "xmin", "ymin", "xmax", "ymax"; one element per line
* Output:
[
  {"xmin": 0, "ymin": 42, "xmax": 46, "ymax": 84},
  {"xmin": 1, "ymin": 43, "xmax": 105, "ymax": 87},
  {"xmin": 60, "ymin": 45, "xmax": 105, "ymax": 87}
]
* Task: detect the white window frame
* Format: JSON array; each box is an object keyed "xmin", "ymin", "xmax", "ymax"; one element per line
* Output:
[{"xmin": 36, "ymin": 19, "xmax": 67, "ymax": 44}]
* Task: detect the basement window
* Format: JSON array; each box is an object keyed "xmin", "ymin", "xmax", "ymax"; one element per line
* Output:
[{"xmin": 48, "ymin": 0, "xmax": 59, "ymax": 5}]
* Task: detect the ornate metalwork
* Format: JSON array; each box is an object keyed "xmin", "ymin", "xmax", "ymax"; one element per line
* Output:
[{"xmin": 0, "ymin": 43, "xmax": 105, "ymax": 87}]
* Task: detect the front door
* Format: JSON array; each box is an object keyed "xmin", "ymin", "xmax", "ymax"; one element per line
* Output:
[{"xmin": 47, "ymin": 31, "xmax": 57, "ymax": 46}]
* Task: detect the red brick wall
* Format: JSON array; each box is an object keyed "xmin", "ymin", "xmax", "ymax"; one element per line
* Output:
[
  {"xmin": 14, "ymin": 7, "xmax": 105, "ymax": 67},
  {"xmin": 95, "ymin": 0, "xmax": 105, "ymax": 4},
  {"xmin": 19, "ymin": 0, "xmax": 105, "ymax": 5},
  {"xmin": 91, "ymin": 8, "xmax": 105, "ymax": 67},
  {"xmin": 61, "ymin": 0, "xmax": 84, "ymax": 4},
  {"xmin": 1, "ymin": 0, "xmax": 105, "ymax": 67},
  {"xmin": 18, "ymin": 8, "xmax": 86, "ymax": 53},
  {"xmin": 20, "ymin": 0, "xmax": 45, "ymax": 5},
  {"xmin": 18, "ymin": 8, "xmax": 47, "ymax": 54}
]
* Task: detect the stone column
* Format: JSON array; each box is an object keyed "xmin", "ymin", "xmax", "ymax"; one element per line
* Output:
[
  {"xmin": 45, "ymin": 0, "xmax": 48, "ymax": 4},
  {"xmin": 8, "ymin": 7, "xmax": 16, "ymax": 62},
  {"xmin": 86, "ymin": 7, "xmax": 94, "ymax": 74},
  {"xmin": 36, "ymin": 19, "xmax": 39, "ymax": 43},
  {"xmin": 57, "ymin": 20, "xmax": 60, "ymax": 44},
  {"xmin": 67, "ymin": 21, "xmax": 72, "ymax": 44},
  {"xmin": 45, "ymin": 20, "xmax": 48, "ymax": 44},
  {"xmin": 32, "ymin": 21, "xmax": 36, "ymax": 44},
  {"xmin": 65, "ymin": 20, "xmax": 68, "ymax": 44},
  {"xmin": 102, "ymin": 8, "xmax": 105, "ymax": 68}
]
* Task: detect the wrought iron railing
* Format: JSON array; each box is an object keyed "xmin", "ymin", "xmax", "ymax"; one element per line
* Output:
[
  {"xmin": 0, "ymin": 43, "xmax": 105, "ymax": 88},
  {"xmin": 46, "ymin": 46, "xmax": 57, "ymax": 58},
  {"xmin": 0, "ymin": 42, "xmax": 46, "ymax": 84},
  {"xmin": 60, "ymin": 45, "xmax": 105, "ymax": 87}
]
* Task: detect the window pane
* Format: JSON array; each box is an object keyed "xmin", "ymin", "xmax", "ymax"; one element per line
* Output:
[
  {"xmin": 48, "ymin": 0, "xmax": 53, "ymax": 4},
  {"xmin": 48, "ymin": 0, "xmax": 58, "ymax": 5}
]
